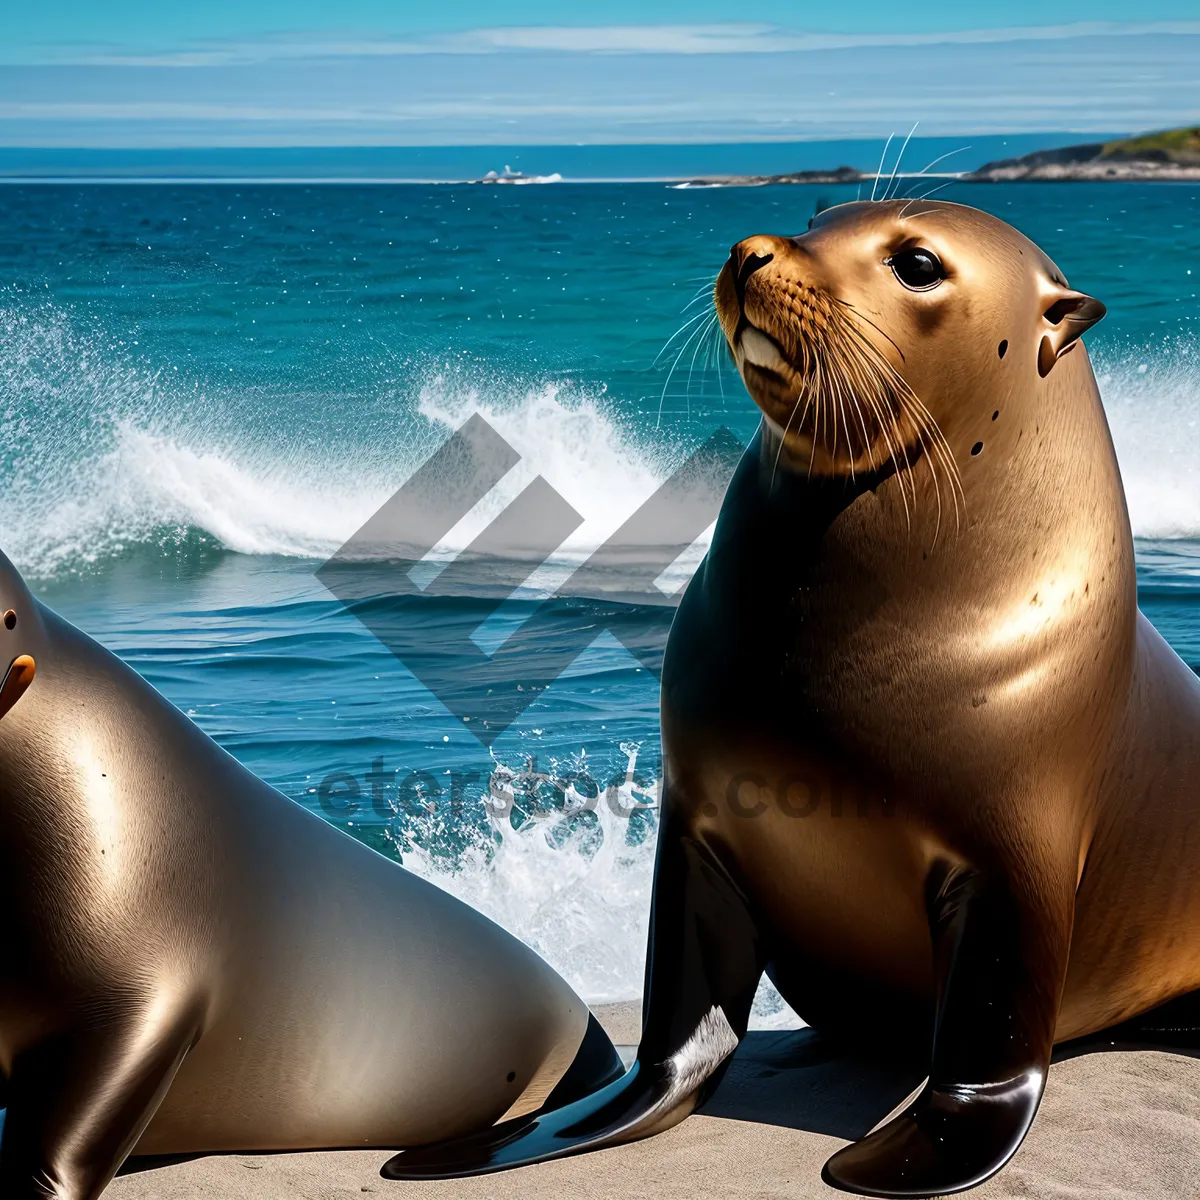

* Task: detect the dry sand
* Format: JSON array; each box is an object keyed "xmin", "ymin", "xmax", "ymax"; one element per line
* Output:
[{"xmin": 110, "ymin": 1001, "xmax": 1200, "ymax": 1199}]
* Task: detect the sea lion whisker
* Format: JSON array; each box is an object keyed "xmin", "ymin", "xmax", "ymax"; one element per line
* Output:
[
  {"xmin": 702, "ymin": 321, "xmax": 717, "ymax": 377},
  {"xmin": 827, "ymin": 340, "xmax": 877, "ymax": 478},
  {"xmin": 709, "ymin": 311, "xmax": 729, "ymax": 374},
  {"xmin": 771, "ymin": 381, "xmax": 810, "ymax": 486},
  {"xmin": 657, "ymin": 315, "xmax": 714, "ymax": 428},
  {"xmin": 883, "ymin": 121, "xmax": 920, "ymax": 202},
  {"xmin": 713, "ymin": 325, "xmax": 728, "ymax": 400},
  {"xmin": 824, "ymin": 317, "xmax": 891, "ymax": 473},
  {"xmin": 875, "ymin": 350, "xmax": 959, "ymax": 498},
  {"xmin": 682, "ymin": 290, "xmax": 715, "ymax": 313},
  {"xmin": 821, "ymin": 359, "xmax": 839, "ymax": 459},
  {"xmin": 891, "ymin": 379, "xmax": 964, "ymax": 538},
  {"xmin": 870, "ymin": 133, "xmax": 896, "ymax": 202},
  {"xmin": 808, "ymin": 355, "xmax": 826, "ymax": 459},
  {"xmin": 921, "ymin": 417, "xmax": 965, "ymax": 533},
  {"xmin": 900, "ymin": 144, "xmax": 972, "ymax": 198},
  {"xmin": 685, "ymin": 312, "xmax": 720, "ymax": 420},
  {"xmin": 920, "ymin": 432, "xmax": 957, "ymax": 547},
  {"xmin": 829, "ymin": 335, "xmax": 897, "ymax": 492},
  {"xmin": 852, "ymin": 370, "xmax": 888, "ymax": 479},
  {"xmin": 769, "ymin": 416, "xmax": 790, "ymax": 486},
  {"xmin": 899, "ymin": 179, "xmax": 959, "ymax": 220},
  {"xmin": 908, "ymin": 399, "xmax": 946, "ymax": 548},
  {"xmin": 681, "ymin": 276, "xmax": 721, "ymax": 312},
  {"xmin": 774, "ymin": 376, "xmax": 819, "ymax": 485},
  {"xmin": 905, "ymin": 386, "xmax": 962, "ymax": 495},
  {"xmin": 818, "ymin": 354, "xmax": 839, "ymax": 457},
  {"xmin": 854, "ymin": 347, "xmax": 920, "ymax": 521},
  {"xmin": 654, "ymin": 308, "xmax": 714, "ymax": 368},
  {"xmin": 840, "ymin": 375, "xmax": 877, "ymax": 479},
  {"xmin": 830, "ymin": 374, "xmax": 857, "ymax": 482},
  {"xmin": 699, "ymin": 317, "xmax": 726, "ymax": 400},
  {"xmin": 829, "ymin": 301, "xmax": 929, "ymax": 528},
  {"xmin": 854, "ymin": 364, "xmax": 913, "ymax": 526},
  {"xmin": 806, "ymin": 375, "xmax": 821, "ymax": 479}
]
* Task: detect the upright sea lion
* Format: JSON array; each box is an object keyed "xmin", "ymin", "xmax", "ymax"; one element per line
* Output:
[
  {"xmin": 0, "ymin": 549, "xmax": 621, "ymax": 1200},
  {"xmin": 383, "ymin": 200, "xmax": 1200, "ymax": 1196}
]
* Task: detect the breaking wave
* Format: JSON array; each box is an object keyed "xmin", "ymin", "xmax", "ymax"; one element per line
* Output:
[
  {"xmin": 0, "ymin": 300, "xmax": 681, "ymax": 578},
  {"xmin": 3, "ymin": 305, "xmax": 1197, "ymax": 582}
]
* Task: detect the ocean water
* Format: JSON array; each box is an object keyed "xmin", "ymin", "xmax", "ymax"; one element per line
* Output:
[
  {"xmin": 1, "ymin": 177, "xmax": 1198, "ymax": 1020},
  {"xmin": 0, "ymin": 134, "xmax": 1114, "ymax": 182}
]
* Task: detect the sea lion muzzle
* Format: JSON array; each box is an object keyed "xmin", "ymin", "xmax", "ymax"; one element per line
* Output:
[{"xmin": 0, "ymin": 653, "xmax": 35, "ymax": 719}]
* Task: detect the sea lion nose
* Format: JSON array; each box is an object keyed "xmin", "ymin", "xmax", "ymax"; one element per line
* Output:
[
  {"xmin": 730, "ymin": 235, "xmax": 781, "ymax": 277},
  {"xmin": 730, "ymin": 235, "xmax": 787, "ymax": 303}
]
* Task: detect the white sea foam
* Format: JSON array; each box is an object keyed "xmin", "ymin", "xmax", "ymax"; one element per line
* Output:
[
  {"xmin": 4, "ymin": 303, "xmax": 1198, "ymax": 579},
  {"xmin": 396, "ymin": 754, "xmax": 657, "ymax": 1006},
  {"xmin": 0, "ymin": 303, "xmax": 683, "ymax": 578},
  {"xmin": 479, "ymin": 166, "xmax": 564, "ymax": 184},
  {"xmin": 394, "ymin": 747, "xmax": 803, "ymax": 1026},
  {"xmin": 1095, "ymin": 341, "xmax": 1200, "ymax": 540}
]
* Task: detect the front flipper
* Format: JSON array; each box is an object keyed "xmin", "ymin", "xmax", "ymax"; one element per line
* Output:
[
  {"xmin": 384, "ymin": 815, "xmax": 764, "ymax": 1179},
  {"xmin": 0, "ymin": 998, "xmax": 199, "ymax": 1200},
  {"xmin": 823, "ymin": 858, "xmax": 1073, "ymax": 1198}
]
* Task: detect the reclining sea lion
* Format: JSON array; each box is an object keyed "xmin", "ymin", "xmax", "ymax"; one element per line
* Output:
[{"xmin": 0, "ymin": 549, "xmax": 621, "ymax": 1199}]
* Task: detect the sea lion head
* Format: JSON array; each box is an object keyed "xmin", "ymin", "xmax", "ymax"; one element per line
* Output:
[
  {"xmin": 0, "ymin": 549, "xmax": 38, "ymax": 721},
  {"xmin": 715, "ymin": 199, "xmax": 1106, "ymax": 517}
]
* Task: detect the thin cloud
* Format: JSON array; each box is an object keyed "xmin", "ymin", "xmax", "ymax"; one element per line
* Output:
[
  {"xmin": 43, "ymin": 19, "xmax": 1200, "ymax": 67},
  {"xmin": 460, "ymin": 24, "xmax": 781, "ymax": 54},
  {"xmin": 0, "ymin": 100, "xmax": 676, "ymax": 121},
  {"xmin": 459, "ymin": 20, "xmax": 1200, "ymax": 54},
  {"xmin": 5, "ymin": 20, "xmax": 1198, "ymax": 146}
]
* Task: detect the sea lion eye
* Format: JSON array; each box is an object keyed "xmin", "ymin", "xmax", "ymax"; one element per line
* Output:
[{"xmin": 887, "ymin": 248, "xmax": 945, "ymax": 291}]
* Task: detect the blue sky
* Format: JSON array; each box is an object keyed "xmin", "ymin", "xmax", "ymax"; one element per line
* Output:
[
  {"xmin": 3, "ymin": 3, "xmax": 1199, "ymax": 146},
  {"xmin": 8, "ymin": 2, "xmax": 1200, "ymax": 56}
]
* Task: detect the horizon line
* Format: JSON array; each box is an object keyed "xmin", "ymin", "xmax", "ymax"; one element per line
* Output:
[{"xmin": 0, "ymin": 130, "xmax": 1128, "ymax": 153}]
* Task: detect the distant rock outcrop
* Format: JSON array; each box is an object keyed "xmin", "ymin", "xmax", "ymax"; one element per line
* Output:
[
  {"xmin": 968, "ymin": 127, "xmax": 1200, "ymax": 181},
  {"xmin": 671, "ymin": 165, "xmax": 865, "ymax": 188}
]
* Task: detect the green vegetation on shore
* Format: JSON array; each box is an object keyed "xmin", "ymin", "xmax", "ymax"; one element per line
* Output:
[{"xmin": 1100, "ymin": 126, "xmax": 1200, "ymax": 163}]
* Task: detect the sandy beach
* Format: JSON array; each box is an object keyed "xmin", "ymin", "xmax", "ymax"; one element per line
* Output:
[{"xmin": 109, "ymin": 1000, "xmax": 1200, "ymax": 1199}]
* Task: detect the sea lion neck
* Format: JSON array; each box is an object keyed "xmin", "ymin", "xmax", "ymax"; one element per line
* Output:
[{"xmin": 703, "ymin": 380, "xmax": 1137, "ymax": 686}]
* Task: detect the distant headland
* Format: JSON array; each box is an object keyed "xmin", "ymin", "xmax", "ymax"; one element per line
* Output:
[
  {"xmin": 967, "ymin": 127, "xmax": 1200, "ymax": 181},
  {"xmin": 669, "ymin": 127, "xmax": 1200, "ymax": 188}
]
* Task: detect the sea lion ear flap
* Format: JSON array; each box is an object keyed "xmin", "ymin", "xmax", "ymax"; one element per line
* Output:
[{"xmin": 1037, "ymin": 286, "xmax": 1106, "ymax": 377}]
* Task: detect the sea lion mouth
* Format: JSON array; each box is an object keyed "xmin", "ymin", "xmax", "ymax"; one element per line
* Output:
[
  {"xmin": 735, "ymin": 324, "xmax": 807, "ymax": 426},
  {"xmin": 716, "ymin": 248, "xmax": 963, "ymax": 534},
  {"xmin": 733, "ymin": 300, "xmax": 887, "ymax": 468},
  {"xmin": 0, "ymin": 655, "xmax": 36, "ymax": 721},
  {"xmin": 738, "ymin": 326, "xmax": 793, "ymax": 380}
]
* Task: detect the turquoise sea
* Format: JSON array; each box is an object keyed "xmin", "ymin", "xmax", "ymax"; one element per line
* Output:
[{"xmin": 2, "ymin": 155, "xmax": 1198, "ymax": 1011}]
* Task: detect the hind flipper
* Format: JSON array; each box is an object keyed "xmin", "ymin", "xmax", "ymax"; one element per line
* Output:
[
  {"xmin": 383, "ymin": 811, "xmax": 764, "ymax": 1179},
  {"xmin": 541, "ymin": 1012, "xmax": 625, "ymax": 1109},
  {"xmin": 823, "ymin": 853, "xmax": 1073, "ymax": 1198}
]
